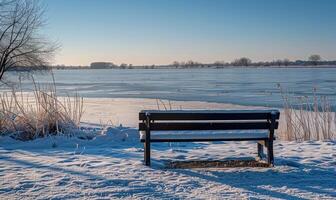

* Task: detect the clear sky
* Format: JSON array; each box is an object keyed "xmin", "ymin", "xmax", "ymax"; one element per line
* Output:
[{"xmin": 43, "ymin": 0, "xmax": 336, "ymax": 66}]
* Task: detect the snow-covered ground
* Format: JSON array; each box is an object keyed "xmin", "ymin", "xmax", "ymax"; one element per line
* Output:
[
  {"xmin": 0, "ymin": 98, "xmax": 335, "ymax": 199},
  {"xmin": 0, "ymin": 128, "xmax": 335, "ymax": 199}
]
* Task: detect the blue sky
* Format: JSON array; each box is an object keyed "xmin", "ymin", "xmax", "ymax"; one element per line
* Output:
[{"xmin": 43, "ymin": 0, "xmax": 336, "ymax": 65}]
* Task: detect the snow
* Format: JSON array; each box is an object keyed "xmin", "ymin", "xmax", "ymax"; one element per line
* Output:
[
  {"xmin": 0, "ymin": 98, "xmax": 335, "ymax": 199},
  {"xmin": 1, "ymin": 126, "xmax": 335, "ymax": 199}
]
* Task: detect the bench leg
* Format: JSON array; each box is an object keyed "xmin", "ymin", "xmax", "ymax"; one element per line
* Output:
[
  {"xmin": 267, "ymin": 139, "xmax": 274, "ymax": 166},
  {"xmin": 257, "ymin": 142, "xmax": 264, "ymax": 160},
  {"xmin": 144, "ymin": 138, "xmax": 151, "ymax": 166}
]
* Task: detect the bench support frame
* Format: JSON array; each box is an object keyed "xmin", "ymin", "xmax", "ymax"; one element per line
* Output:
[
  {"xmin": 257, "ymin": 142, "xmax": 264, "ymax": 159},
  {"xmin": 144, "ymin": 113, "xmax": 151, "ymax": 166}
]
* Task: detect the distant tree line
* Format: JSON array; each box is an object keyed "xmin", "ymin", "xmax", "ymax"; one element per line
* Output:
[
  {"xmin": 50, "ymin": 54, "xmax": 336, "ymax": 70},
  {"xmin": 170, "ymin": 54, "xmax": 336, "ymax": 68}
]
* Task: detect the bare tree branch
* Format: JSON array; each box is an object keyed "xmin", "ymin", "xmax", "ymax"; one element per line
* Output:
[{"xmin": 0, "ymin": 0, "xmax": 59, "ymax": 80}]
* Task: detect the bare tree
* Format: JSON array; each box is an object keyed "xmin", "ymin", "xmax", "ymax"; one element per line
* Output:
[
  {"xmin": 308, "ymin": 54, "xmax": 321, "ymax": 65},
  {"xmin": 283, "ymin": 58, "xmax": 290, "ymax": 66},
  {"xmin": 275, "ymin": 59, "xmax": 283, "ymax": 66},
  {"xmin": 172, "ymin": 61, "xmax": 180, "ymax": 67},
  {"xmin": 185, "ymin": 60, "xmax": 196, "ymax": 67},
  {"xmin": 0, "ymin": 0, "xmax": 58, "ymax": 80},
  {"xmin": 232, "ymin": 57, "xmax": 252, "ymax": 66}
]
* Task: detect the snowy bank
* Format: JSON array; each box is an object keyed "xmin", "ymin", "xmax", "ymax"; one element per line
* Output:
[
  {"xmin": 1, "ymin": 97, "xmax": 335, "ymax": 199},
  {"xmin": 0, "ymin": 126, "xmax": 335, "ymax": 199}
]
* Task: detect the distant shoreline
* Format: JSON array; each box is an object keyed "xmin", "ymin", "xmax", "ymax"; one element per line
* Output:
[{"xmin": 51, "ymin": 65, "xmax": 336, "ymax": 70}]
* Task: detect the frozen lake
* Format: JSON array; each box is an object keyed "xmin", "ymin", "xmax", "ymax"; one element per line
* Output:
[{"xmin": 4, "ymin": 67, "xmax": 336, "ymax": 110}]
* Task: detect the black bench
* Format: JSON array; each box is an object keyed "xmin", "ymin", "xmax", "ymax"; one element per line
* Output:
[{"xmin": 139, "ymin": 110, "xmax": 280, "ymax": 166}]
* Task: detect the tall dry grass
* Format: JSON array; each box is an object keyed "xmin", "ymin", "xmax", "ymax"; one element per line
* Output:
[
  {"xmin": 278, "ymin": 84, "xmax": 335, "ymax": 141},
  {"xmin": 0, "ymin": 77, "xmax": 83, "ymax": 140}
]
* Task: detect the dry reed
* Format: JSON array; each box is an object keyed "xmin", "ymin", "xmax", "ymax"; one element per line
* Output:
[
  {"xmin": 278, "ymin": 84, "xmax": 335, "ymax": 141},
  {"xmin": 0, "ymin": 76, "xmax": 84, "ymax": 140}
]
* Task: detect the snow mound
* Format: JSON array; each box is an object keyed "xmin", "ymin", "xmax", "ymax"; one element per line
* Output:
[{"xmin": 101, "ymin": 126, "xmax": 139, "ymax": 142}]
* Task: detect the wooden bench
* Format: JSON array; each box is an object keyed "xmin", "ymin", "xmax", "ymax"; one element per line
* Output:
[{"xmin": 139, "ymin": 110, "xmax": 280, "ymax": 166}]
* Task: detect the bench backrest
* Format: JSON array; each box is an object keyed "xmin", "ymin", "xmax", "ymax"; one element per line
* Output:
[{"xmin": 139, "ymin": 110, "xmax": 280, "ymax": 131}]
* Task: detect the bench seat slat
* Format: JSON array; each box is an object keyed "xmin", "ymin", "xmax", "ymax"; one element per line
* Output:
[
  {"xmin": 139, "ymin": 110, "xmax": 280, "ymax": 121},
  {"xmin": 140, "ymin": 132, "xmax": 269, "ymax": 142},
  {"xmin": 139, "ymin": 122, "xmax": 278, "ymax": 131}
]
